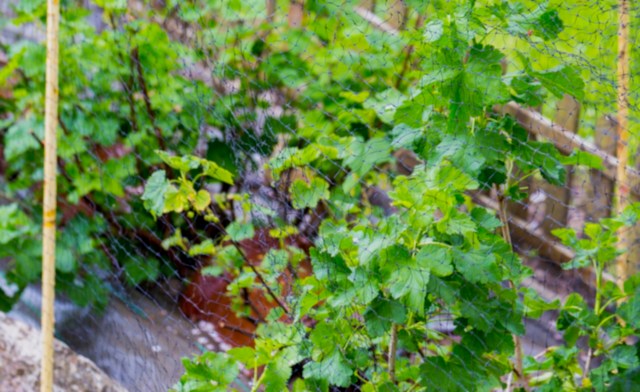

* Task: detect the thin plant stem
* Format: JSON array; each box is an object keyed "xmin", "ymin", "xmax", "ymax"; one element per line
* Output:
[
  {"xmin": 494, "ymin": 183, "xmax": 530, "ymax": 392},
  {"xmin": 388, "ymin": 323, "xmax": 398, "ymax": 383}
]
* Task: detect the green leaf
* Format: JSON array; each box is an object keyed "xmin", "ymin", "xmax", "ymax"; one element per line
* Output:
[
  {"xmin": 510, "ymin": 74, "xmax": 545, "ymax": 107},
  {"xmin": 560, "ymin": 150, "xmax": 604, "ymax": 170},
  {"xmin": 419, "ymin": 68, "xmax": 460, "ymax": 88},
  {"xmin": 228, "ymin": 346, "xmax": 257, "ymax": 368},
  {"xmin": 269, "ymin": 147, "xmax": 320, "ymax": 181},
  {"xmin": 463, "ymin": 44, "xmax": 510, "ymax": 111},
  {"xmin": 608, "ymin": 367, "xmax": 640, "ymax": 392},
  {"xmin": 522, "ymin": 287, "xmax": 560, "ymax": 318},
  {"xmin": 4, "ymin": 117, "xmax": 42, "ymax": 161},
  {"xmin": 177, "ymin": 352, "xmax": 239, "ymax": 392},
  {"xmin": 619, "ymin": 288, "xmax": 640, "ymax": 329},
  {"xmin": 93, "ymin": 0, "xmax": 127, "ymax": 11},
  {"xmin": 530, "ymin": 65, "xmax": 585, "ymax": 101},
  {"xmin": 157, "ymin": 150, "xmax": 200, "ymax": 173},
  {"xmin": 303, "ymin": 351, "xmax": 353, "ymax": 388},
  {"xmin": 163, "ymin": 184, "xmax": 192, "ymax": 214},
  {"xmin": 193, "ymin": 190, "xmax": 211, "ymax": 211},
  {"xmin": 390, "ymin": 123, "xmax": 424, "ymax": 149},
  {"xmin": 471, "ymin": 208, "xmax": 502, "ymax": 231},
  {"xmin": 536, "ymin": 10, "xmax": 564, "ymax": 40},
  {"xmin": 162, "ymin": 229, "xmax": 186, "ymax": 251},
  {"xmin": 610, "ymin": 345, "xmax": 640, "ymax": 370},
  {"xmin": 290, "ymin": 176, "xmax": 330, "ymax": 209},
  {"xmin": 123, "ymin": 257, "xmax": 160, "ymax": 286},
  {"xmin": 189, "ymin": 239, "xmax": 216, "ymax": 257},
  {"xmin": 388, "ymin": 265, "xmax": 429, "ymax": 315},
  {"xmin": 262, "ymin": 249, "xmax": 290, "ymax": 282},
  {"xmin": 454, "ymin": 248, "xmax": 500, "ymax": 284},
  {"xmin": 0, "ymin": 285, "xmax": 24, "ymax": 312},
  {"xmin": 504, "ymin": 3, "xmax": 564, "ymax": 41},
  {"xmin": 423, "ymin": 20, "xmax": 444, "ymax": 42},
  {"xmin": 201, "ymin": 159, "xmax": 235, "ymax": 184},
  {"xmin": 383, "ymin": 246, "xmax": 430, "ymax": 314},
  {"xmin": 363, "ymin": 89, "xmax": 406, "ymax": 124},
  {"xmin": 0, "ymin": 50, "xmax": 23, "ymax": 86},
  {"xmin": 55, "ymin": 245, "xmax": 76, "ymax": 273},
  {"xmin": 206, "ymin": 140, "xmax": 239, "ymax": 178},
  {"xmin": 263, "ymin": 357, "xmax": 292, "ymax": 392},
  {"xmin": 439, "ymin": 210, "xmax": 477, "ymax": 235},
  {"xmin": 516, "ymin": 142, "xmax": 566, "ymax": 186},
  {"xmin": 363, "ymin": 296, "xmax": 407, "ymax": 337},
  {"xmin": 417, "ymin": 244, "xmax": 454, "ymax": 277},
  {"xmin": 142, "ymin": 170, "xmax": 169, "ymax": 217},
  {"xmin": 0, "ymin": 203, "xmax": 36, "ymax": 244},
  {"xmin": 344, "ymin": 137, "xmax": 391, "ymax": 176},
  {"xmin": 339, "ymin": 90, "xmax": 369, "ymax": 103},
  {"xmin": 226, "ymin": 221, "xmax": 255, "ymax": 242},
  {"xmin": 394, "ymin": 95, "xmax": 434, "ymax": 128}
]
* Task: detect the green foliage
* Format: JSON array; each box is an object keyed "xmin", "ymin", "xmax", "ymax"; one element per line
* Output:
[
  {"xmin": 172, "ymin": 351, "xmax": 240, "ymax": 392},
  {"xmin": 523, "ymin": 205, "xmax": 640, "ymax": 391},
  {"xmin": 143, "ymin": 2, "xmax": 613, "ymax": 390},
  {"xmin": 2, "ymin": 0, "xmax": 638, "ymax": 390}
]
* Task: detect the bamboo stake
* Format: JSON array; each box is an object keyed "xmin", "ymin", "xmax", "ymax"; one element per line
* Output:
[
  {"xmin": 615, "ymin": 0, "xmax": 630, "ymax": 284},
  {"xmin": 41, "ymin": 0, "xmax": 60, "ymax": 391}
]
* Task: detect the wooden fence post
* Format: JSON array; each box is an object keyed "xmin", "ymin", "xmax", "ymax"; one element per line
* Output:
[
  {"xmin": 540, "ymin": 95, "xmax": 580, "ymax": 234},
  {"xmin": 616, "ymin": 0, "xmax": 632, "ymax": 281},
  {"xmin": 585, "ymin": 116, "xmax": 617, "ymax": 223}
]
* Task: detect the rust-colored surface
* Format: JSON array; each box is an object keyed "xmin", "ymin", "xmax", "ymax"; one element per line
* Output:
[{"xmin": 181, "ymin": 228, "xmax": 312, "ymax": 347}]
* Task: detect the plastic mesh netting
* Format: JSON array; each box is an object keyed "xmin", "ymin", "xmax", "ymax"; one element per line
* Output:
[{"xmin": 1, "ymin": 1, "xmax": 640, "ymax": 391}]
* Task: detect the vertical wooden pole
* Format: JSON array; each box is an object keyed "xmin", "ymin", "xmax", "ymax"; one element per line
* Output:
[
  {"xmin": 288, "ymin": 0, "xmax": 304, "ymax": 28},
  {"xmin": 540, "ymin": 95, "xmax": 580, "ymax": 234},
  {"xmin": 266, "ymin": 0, "xmax": 276, "ymax": 23},
  {"xmin": 583, "ymin": 115, "xmax": 616, "ymax": 299},
  {"xmin": 41, "ymin": 0, "xmax": 60, "ymax": 391},
  {"xmin": 388, "ymin": 0, "xmax": 407, "ymax": 30},
  {"xmin": 616, "ymin": 0, "xmax": 631, "ymax": 282}
]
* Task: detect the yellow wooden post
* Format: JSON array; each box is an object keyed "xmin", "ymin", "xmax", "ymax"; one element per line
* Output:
[
  {"xmin": 41, "ymin": 0, "xmax": 60, "ymax": 391},
  {"xmin": 615, "ymin": 0, "xmax": 631, "ymax": 283}
]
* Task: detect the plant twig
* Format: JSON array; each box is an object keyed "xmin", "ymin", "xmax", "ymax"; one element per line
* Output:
[
  {"xmin": 494, "ymin": 184, "xmax": 529, "ymax": 392},
  {"xmin": 131, "ymin": 47, "xmax": 167, "ymax": 151},
  {"xmin": 395, "ymin": 15, "xmax": 423, "ymax": 89},
  {"xmin": 584, "ymin": 347, "xmax": 593, "ymax": 377},
  {"xmin": 388, "ymin": 323, "xmax": 398, "ymax": 383},
  {"xmin": 230, "ymin": 239, "xmax": 291, "ymax": 315},
  {"xmin": 108, "ymin": 14, "xmax": 140, "ymax": 135}
]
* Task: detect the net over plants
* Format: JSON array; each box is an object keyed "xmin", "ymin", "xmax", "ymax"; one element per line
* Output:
[{"xmin": 1, "ymin": 1, "xmax": 640, "ymax": 391}]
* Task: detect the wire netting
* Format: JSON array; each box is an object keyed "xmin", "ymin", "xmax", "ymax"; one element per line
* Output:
[{"xmin": 1, "ymin": 0, "xmax": 640, "ymax": 391}]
